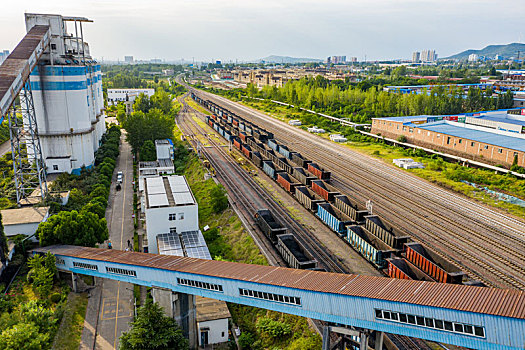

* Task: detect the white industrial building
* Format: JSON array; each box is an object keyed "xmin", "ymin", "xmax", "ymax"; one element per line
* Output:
[
  {"xmin": 142, "ymin": 175, "xmax": 199, "ymax": 254},
  {"xmin": 0, "ymin": 206, "xmax": 50, "ymax": 241},
  {"xmin": 155, "ymin": 139, "xmax": 173, "ymax": 160},
  {"xmin": 107, "ymin": 88, "xmax": 155, "ymax": 105},
  {"xmin": 196, "ymin": 297, "xmax": 231, "ymax": 347},
  {"xmin": 25, "ymin": 13, "xmax": 105, "ymax": 175}
]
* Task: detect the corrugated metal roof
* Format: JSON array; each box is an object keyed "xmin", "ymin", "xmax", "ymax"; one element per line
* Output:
[
  {"xmin": 36, "ymin": 246, "xmax": 525, "ymax": 320},
  {"xmin": 472, "ymin": 115, "xmax": 525, "ymax": 126},
  {"xmin": 418, "ymin": 121, "xmax": 525, "ymax": 152}
]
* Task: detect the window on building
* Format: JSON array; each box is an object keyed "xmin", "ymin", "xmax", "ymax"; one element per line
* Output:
[
  {"xmin": 458, "ymin": 139, "xmax": 462, "ymax": 144},
  {"xmin": 239, "ymin": 288, "xmax": 301, "ymax": 306},
  {"xmin": 471, "ymin": 142, "xmax": 475, "ymax": 147},
  {"xmin": 498, "ymin": 148, "xmax": 503, "ymax": 154},
  {"xmin": 51, "ymin": 43, "xmax": 56, "ymax": 50},
  {"xmin": 53, "ymin": 165, "xmax": 59, "ymax": 171},
  {"xmin": 56, "ymin": 257, "xmax": 65, "ymax": 265},
  {"xmin": 222, "ymin": 332, "xmax": 225, "ymax": 337},
  {"xmin": 170, "ymin": 227, "xmax": 177, "ymax": 234},
  {"xmin": 178, "ymin": 213, "xmax": 184, "ymax": 220},
  {"xmin": 397, "ymin": 125, "xmax": 399, "ymax": 130},
  {"xmin": 178, "ymin": 278, "xmax": 223, "ymax": 292},
  {"xmin": 375, "ymin": 308, "xmax": 484, "ymax": 338},
  {"xmin": 72, "ymin": 261, "xmax": 98, "ymax": 271},
  {"xmin": 169, "ymin": 213, "xmax": 176, "ymax": 221},
  {"xmin": 484, "ymin": 145, "xmax": 489, "ymax": 150},
  {"xmin": 106, "ymin": 266, "xmax": 137, "ymax": 277}
]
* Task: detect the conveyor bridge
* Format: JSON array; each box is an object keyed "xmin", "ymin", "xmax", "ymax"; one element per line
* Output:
[{"xmin": 34, "ymin": 245, "xmax": 525, "ymax": 350}]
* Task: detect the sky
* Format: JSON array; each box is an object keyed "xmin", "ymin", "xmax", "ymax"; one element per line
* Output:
[{"xmin": 0, "ymin": 0, "xmax": 523, "ymax": 62}]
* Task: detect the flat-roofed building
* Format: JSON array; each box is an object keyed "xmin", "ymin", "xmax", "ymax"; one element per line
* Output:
[
  {"xmin": 107, "ymin": 88, "xmax": 154, "ymax": 106},
  {"xmin": 1, "ymin": 206, "xmax": 50, "ymax": 240},
  {"xmin": 371, "ymin": 115, "xmax": 525, "ymax": 167},
  {"xmin": 141, "ymin": 175, "xmax": 198, "ymax": 254},
  {"xmin": 196, "ymin": 296, "xmax": 231, "ymax": 347}
]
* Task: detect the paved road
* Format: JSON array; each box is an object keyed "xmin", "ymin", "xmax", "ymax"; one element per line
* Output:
[
  {"xmin": 0, "ymin": 141, "xmax": 10, "ymax": 157},
  {"xmin": 95, "ymin": 134, "xmax": 135, "ymax": 349}
]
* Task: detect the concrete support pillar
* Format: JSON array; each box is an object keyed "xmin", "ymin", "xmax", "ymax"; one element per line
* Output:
[
  {"xmin": 375, "ymin": 331, "xmax": 384, "ymax": 350},
  {"xmin": 322, "ymin": 326, "xmax": 330, "ymax": 350},
  {"xmin": 359, "ymin": 332, "xmax": 368, "ymax": 350},
  {"xmin": 152, "ymin": 288, "xmax": 198, "ymax": 349},
  {"xmin": 71, "ymin": 272, "xmax": 78, "ymax": 292}
]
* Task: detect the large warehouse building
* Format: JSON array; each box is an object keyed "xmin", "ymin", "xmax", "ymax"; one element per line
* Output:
[
  {"xmin": 371, "ymin": 109, "xmax": 525, "ymax": 167},
  {"xmin": 25, "ymin": 13, "xmax": 105, "ymax": 174}
]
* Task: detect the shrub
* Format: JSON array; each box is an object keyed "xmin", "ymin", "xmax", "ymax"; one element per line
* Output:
[
  {"xmin": 256, "ymin": 317, "xmax": 292, "ymax": 338},
  {"xmin": 49, "ymin": 293, "xmax": 62, "ymax": 303},
  {"xmin": 397, "ymin": 135, "xmax": 407, "ymax": 143},
  {"xmin": 238, "ymin": 332, "xmax": 256, "ymax": 350}
]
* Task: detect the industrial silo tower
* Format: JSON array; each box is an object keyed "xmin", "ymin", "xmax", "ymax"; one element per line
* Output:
[{"xmin": 25, "ymin": 13, "xmax": 105, "ymax": 174}]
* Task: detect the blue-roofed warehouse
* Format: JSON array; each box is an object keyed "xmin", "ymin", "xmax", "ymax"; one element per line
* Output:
[{"xmin": 371, "ymin": 109, "xmax": 525, "ymax": 167}]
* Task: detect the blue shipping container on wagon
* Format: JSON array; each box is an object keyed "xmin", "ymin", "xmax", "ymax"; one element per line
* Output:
[
  {"xmin": 224, "ymin": 131, "xmax": 231, "ymax": 141},
  {"xmin": 345, "ymin": 225, "xmax": 396, "ymax": 268},
  {"xmin": 262, "ymin": 161, "xmax": 277, "ymax": 179},
  {"xmin": 317, "ymin": 203, "xmax": 351, "ymax": 234},
  {"xmin": 268, "ymin": 139, "xmax": 279, "ymax": 152},
  {"xmin": 278, "ymin": 144, "xmax": 291, "ymax": 159}
]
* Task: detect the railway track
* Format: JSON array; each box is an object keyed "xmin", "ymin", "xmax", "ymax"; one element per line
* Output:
[
  {"xmin": 178, "ymin": 98, "xmax": 349, "ymax": 274},
  {"xmin": 197, "ymin": 90, "xmax": 525, "ymax": 290},
  {"xmin": 178, "ymin": 89, "xmax": 445, "ymax": 350}
]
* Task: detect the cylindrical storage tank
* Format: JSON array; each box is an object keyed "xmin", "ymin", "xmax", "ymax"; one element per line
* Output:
[
  {"xmin": 96, "ymin": 65, "xmax": 103, "ymax": 114},
  {"xmin": 29, "ymin": 65, "xmax": 97, "ymax": 173}
]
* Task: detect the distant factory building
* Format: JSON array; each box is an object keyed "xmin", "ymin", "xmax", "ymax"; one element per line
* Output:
[
  {"xmin": 412, "ymin": 51, "xmax": 420, "ymax": 63},
  {"xmin": 124, "ymin": 55, "xmax": 134, "ymax": 64},
  {"xmin": 162, "ymin": 68, "xmax": 174, "ymax": 75},
  {"xmin": 25, "ymin": 13, "xmax": 105, "ymax": 175},
  {"xmin": 107, "ymin": 88, "xmax": 155, "ymax": 105},
  {"xmin": 371, "ymin": 109, "xmax": 525, "ymax": 167}
]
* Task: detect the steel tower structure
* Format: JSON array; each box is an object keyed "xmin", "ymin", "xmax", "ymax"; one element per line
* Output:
[{"xmin": 8, "ymin": 80, "xmax": 47, "ymax": 204}]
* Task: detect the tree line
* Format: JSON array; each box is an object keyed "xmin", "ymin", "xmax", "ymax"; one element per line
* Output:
[{"xmin": 248, "ymin": 76, "xmax": 514, "ymax": 123}]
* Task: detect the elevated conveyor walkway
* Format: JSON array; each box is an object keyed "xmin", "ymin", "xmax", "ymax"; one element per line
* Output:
[
  {"xmin": 0, "ymin": 25, "xmax": 49, "ymax": 121},
  {"xmin": 34, "ymin": 245, "xmax": 525, "ymax": 350}
]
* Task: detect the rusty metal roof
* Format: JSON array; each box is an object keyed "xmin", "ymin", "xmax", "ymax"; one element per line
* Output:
[
  {"xmin": 37, "ymin": 245, "xmax": 525, "ymax": 320},
  {"xmin": 0, "ymin": 25, "xmax": 49, "ymax": 118}
]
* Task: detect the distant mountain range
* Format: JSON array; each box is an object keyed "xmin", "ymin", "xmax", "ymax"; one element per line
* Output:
[
  {"xmin": 444, "ymin": 43, "xmax": 525, "ymax": 60},
  {"xmin": 257, "ymin": 55, "xmax": 323, "ymax": 64}
]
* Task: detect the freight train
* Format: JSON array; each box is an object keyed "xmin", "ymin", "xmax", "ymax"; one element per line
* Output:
[
  {"xmin": 191, "ymin": 92, "xmax": 473, "ymax": 285},
  {"xmin": 254, "ymin": 209, "xmax": 319, "ymax": 270}
]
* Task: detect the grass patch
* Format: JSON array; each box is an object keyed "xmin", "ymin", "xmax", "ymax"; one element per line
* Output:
[
  {"xmin": 52, "ymin": 292, "xmax": 89, "ymax": 350},
  {"xmin": 185, "ymin": 96, "xmax": 212, "ymax": 115}
]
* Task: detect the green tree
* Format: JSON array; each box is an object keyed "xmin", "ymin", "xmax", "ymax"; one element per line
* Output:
[
  {"xmin": 123, "ymin": 109, "xmax": 175, "ymax": 153},
  {"xmin": 139, "ymin": 140, "xmax": 157, "ymax": 161},
  {"xmin": 0, "ymin": 322, "xmax": 50, "ymax": 350},
  {"xmin": 210, "ymin": 185, "xmax": 228, "ymax": 213},
  {"xmin": 119, "ymin": 298, "xmax": 188, "ymax": 350},
  {"xmin": 133, "ymin": 93, "xmax": 153, "ymax": 113},
  {"xmin": 27, "ymin": 254, "xmax": 54, "ymax": 298},
  {"xmin": 36, "ymin": 210, "xmax": 108, "ymax": 247},
  {"xmin": 81, "ymin": 201, "xmax": 106, "ymax": 219}
]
